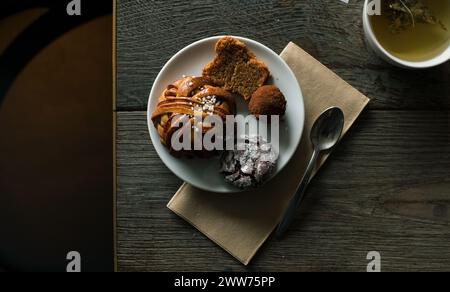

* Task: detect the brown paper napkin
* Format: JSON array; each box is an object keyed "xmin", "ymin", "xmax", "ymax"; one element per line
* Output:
[{"xmin": 167, "ymin": 42, "xmax": 370, "ymax": 265}]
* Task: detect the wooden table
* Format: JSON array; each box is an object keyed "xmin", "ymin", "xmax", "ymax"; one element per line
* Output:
[{"xmin": 116, "ymin": 0, "xmax": 450, "ymax": 272}]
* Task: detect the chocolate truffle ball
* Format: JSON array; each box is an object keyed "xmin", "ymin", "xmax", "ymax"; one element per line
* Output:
[{"xmin": 249, "ymin": 85, "xmax": 287, "ymax": 117}]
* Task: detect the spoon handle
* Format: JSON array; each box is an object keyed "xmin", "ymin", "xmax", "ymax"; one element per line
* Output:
[{"xmin": 276, "ymin": 149, "xmax": 319, "ymax": 238}]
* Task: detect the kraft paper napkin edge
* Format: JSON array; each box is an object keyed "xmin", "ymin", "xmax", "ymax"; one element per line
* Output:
[
  {"xmin": 167, "ymin": 189, "xmax": 260, "ymax": 265},
  {"xmin": 283, "ymin": 42, "xmax": 371, "ymax": 106}
]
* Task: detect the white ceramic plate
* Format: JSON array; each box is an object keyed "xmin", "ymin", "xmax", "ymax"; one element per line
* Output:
[{"xmin": 147, "ymin": 36, "xmax": 304, "ymax": 193}]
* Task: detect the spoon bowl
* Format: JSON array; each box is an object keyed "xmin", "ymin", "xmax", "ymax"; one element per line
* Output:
[{"xmin": 311, "ymin": 107, "xmax": 345, "ymax": 152}]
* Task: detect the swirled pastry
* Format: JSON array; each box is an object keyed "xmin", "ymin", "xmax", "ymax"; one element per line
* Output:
[{"xmin": 151, "ymin": 76, "xmax": 236, "ymax": 157}]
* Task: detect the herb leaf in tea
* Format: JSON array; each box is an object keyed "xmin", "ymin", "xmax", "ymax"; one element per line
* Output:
[{"xmin": 385, "ymin": 0, "xmax": 447, "ymax": 33}]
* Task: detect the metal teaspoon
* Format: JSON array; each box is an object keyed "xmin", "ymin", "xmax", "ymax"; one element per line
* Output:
[{"xmin": 276, "ymin": 107, "xmax": 345, "ymax": 238}]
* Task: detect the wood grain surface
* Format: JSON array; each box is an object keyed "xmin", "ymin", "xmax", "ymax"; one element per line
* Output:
[
  {"xmin": 116, "ymin": 0, "xmax": 450, "ymax": 111},
  {"xmin": 116, "ymin": 111, "xmax": 450, "ymax": 272},
  {"xmin": 116, "ymin": 0, "xmax": 450, "ymax": 271}
]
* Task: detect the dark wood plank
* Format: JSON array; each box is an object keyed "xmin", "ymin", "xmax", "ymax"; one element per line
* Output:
[
  {"xmin": 116, "ymin": 110, "xmax": 450, "ymax": 272},
  {"xmin": 116, "ymin": 0, "xmax": 450, "ymax": 111}
]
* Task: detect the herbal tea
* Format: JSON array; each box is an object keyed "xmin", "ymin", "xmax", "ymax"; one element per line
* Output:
[{"xmin": 370, "ymin": 0, "xmax": 450, "ymax": 62}]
